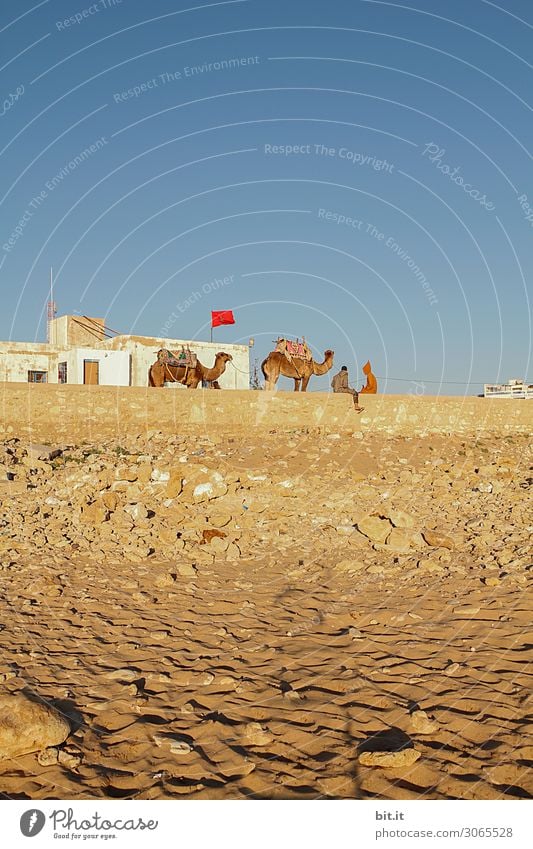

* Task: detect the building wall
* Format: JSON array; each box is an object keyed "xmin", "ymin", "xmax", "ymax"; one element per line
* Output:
[
  {"xmin": 99, "ymin": 335, "xmax": 250, "ymax": 388},
  {"xmin": 49, "ymin": 315, "xmax": 105, "ymax": 347},
  {"xmin": 63, "ymin": 348, "xmax": 130, "ymax": 386},
  {"xmin": 0, "ymin": 386, "xmax": 531, "ymax": 442},
  {"xmin": 0, "ymin": 342, "xmax": 60, "ymax": 383}
]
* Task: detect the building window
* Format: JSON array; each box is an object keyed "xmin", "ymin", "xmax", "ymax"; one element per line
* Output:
[
  {"xmin": 58, "ymin": 362, "xmax": 68, "ymax": 384},
  {"xmin": 28, "ymin": 370, "xmax": 47, "ymax": 383}
]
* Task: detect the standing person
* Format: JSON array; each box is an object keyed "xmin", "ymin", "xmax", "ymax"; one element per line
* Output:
[{"xmin": 331, "ymin": 366, "xmax": 365, "ymax": 413}]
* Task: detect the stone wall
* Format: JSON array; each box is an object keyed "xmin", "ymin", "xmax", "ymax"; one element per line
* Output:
[{"xmin": 0, "ymin": 384, "xmax": 531, "ymax": 442}]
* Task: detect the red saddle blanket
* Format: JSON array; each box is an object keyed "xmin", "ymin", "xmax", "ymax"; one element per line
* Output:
[{"xmin": 274, "ymin": 338, "xmax": 312, "ymax": 361}]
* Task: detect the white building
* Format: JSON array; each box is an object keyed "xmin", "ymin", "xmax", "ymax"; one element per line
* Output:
[
  {"xmin": 484, "ymin": 378, "xmax": 533, "ymax": 399},
  {"xmin": 0, "ymin": 314, "xmax": 250, "ymax": 389}
]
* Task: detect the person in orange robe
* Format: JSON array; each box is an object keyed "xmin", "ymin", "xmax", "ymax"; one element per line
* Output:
[{"xmin": 360, "ymin": 360, "xmax": 377, "ymax": 394}]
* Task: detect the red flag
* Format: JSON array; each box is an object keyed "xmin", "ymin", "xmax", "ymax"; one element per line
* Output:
[{"xmin": 211, "ymin": 310, "xmax": 235, "ymax": 328}]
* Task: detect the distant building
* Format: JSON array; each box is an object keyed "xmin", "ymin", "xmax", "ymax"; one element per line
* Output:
[
  {"xmin": 484, "ymin": 378, "xmax": 533, "ymax": 399},
  {"xmin": 0, "ymin": 314, "xmax": 249, "ymax": 389}
]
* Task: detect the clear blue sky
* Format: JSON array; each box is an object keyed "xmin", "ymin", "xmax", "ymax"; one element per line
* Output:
[{"xmin": 1, "ymin": 0, "xmax": 531, "ymax": 394}]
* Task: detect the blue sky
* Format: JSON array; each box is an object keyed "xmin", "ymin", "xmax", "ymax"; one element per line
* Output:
[{"xmin": 1, "ymin": 0, "xmax": 531, "ymax": 393}]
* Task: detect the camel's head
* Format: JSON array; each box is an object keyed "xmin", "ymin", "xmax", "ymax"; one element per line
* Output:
[
  {"xmin": 216, "ymin": 352, "xmax": 233, "ymax": 363},
  {"xmin": 324, "ymin": 349, "xmax": 335, "ymax": 362}
]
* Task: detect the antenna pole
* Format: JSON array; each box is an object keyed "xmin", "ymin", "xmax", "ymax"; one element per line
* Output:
[{"xmin": 47, "ymin": 266, "xmax": 57, "ymax": 344}]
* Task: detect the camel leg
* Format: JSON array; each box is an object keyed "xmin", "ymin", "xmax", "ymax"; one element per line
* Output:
[
  {"xmin": 150, "ymin": 364, "xmax": 165, "ymax": 387},
  {"xmin": 300, "ymin": 375, "xmax": 310, "ymax": 392},
  {"xmin": 293, "ymin": 378, "xmax": 301, "ymax": 391},
  {"xmin": 263, "ymin": 365, "xmax": 279, "ymax": 391}
]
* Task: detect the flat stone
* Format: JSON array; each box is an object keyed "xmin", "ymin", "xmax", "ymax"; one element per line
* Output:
[
  {"xmin": 357, "ymin": 516, "xmax": 392, "ymax": 544},
  {"xmin": 37, "ymin": 746, "xmax": 59, "ymax": 766},
  {"xmin": 124, "ymin": 503, "xmax": 148, "ymax": 522},
  {"xmin": 104, "ymin": 668, "xmax": 139, "ymax": 682},
  {"xmin": 483, "ymin": 577, "xmax": 501, "ymax": 587},
  {"xmin": 26, "ymin": 443, "xmax": 63, "ymax": 462},
  {"xmin": 334, "ymin": 559, "xmax": 366, "ymax": 573},
  {"xmin": 408, "ymin": 710, "xmax": 440, "ymax": 735},
  {"xmin": 169, "ymin": 740, "xmax": 193, "ymax": 755},
  {"xmin": 359, "ymin": 749, "xmax": 421, "ymax": 768},
  {"xmin": 386, "ymin": 528, "xmax": 413, "ymax": 552},
  {"xmin": 0, "ymin": 693, "xmax": 70, "ymax": 761},
  {"xmin": 244, "ymin": 722, "xmax": 273, "ymax": 746},
  {"xmin": 80, "ymin": 501, "xmax": 108, "ymax": 525},
  {"xmin": 386, "ymin": 509, "xmax": 415, "ymax": 529},
  {"xmin": 191, "ymin": 476, "xmax": 228, "ymax": 503},
  {"xmin": 422, "ymin": 529, "xmax": 455, "ymax": 549}
]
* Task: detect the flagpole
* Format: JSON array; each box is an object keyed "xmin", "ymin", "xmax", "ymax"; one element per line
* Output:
[{"xmin": 210, "ymin": 324, "xmax": 213, "ymax": 343}]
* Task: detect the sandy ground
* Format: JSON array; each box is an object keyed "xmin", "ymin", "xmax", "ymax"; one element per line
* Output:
[{"xmin": 0, "ymin": 431, "xmax": 531, "ymax": 800}]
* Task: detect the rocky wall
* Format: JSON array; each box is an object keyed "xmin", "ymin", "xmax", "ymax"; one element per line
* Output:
[{"xmin": 0, "ymin": 384, "xmax": 531, "ymax": 442}]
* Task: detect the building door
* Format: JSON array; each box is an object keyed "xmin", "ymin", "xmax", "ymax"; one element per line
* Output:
[{"xmin": 83, "ymin": 360, "xmax": 99, "ymax": 385}]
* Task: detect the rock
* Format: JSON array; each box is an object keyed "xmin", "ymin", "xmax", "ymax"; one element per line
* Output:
[
  {"xmin": 356, "ymin": 516, "xmax": 392, "ymax": 544},
  {"xmin": 169, "ymin": 740, "xmax": 193, "ymax": 755},
  {"xmin": 154, "ymin": 573, "xmax": 176, "ymax": 588},
  {"xmin": 0, "ymin": 693, "xmax": 70, "ymax": 760},
  {"xmin": 359, "ymin": 749, "xmax": 421, "ymax": 768},
  {"xmin": 417, "ymin": 558, "xmax": 446, "ymax": 574},
  {"xmin": 101, "ymin": 492, "xmax": 119, "ymax": 512},
  {"xmin": 191, "ymin": 475, "xmax": 228, "ymax": 503},
  {"xmin": 408, "ymin": 710, "xmax": 439, "ymax": 735},
  {"xmin": 171, "ymin": 670, "xmax": 214, "ymax": 686},
  {"xmin": 37, "ymin": 746, "xmax": 59, "ymax": 766},
  {"xmin": 207, "ymin": 511, "xmax": 232, "ymax": 528},
  {"xmin": 244, "ymin": 722, "xmax": 273, "ymax": 746},
  {"xmin": 453, "ymin": 605, "xmax": 480, "ymax": 615},
  {"xmin": 104, "ymin": 668, "xmax": 139, "ymax": 681},
  {"xmin": 334, "ymin": 559, "xmax": 366, "ymax": 574},
  {"xmin": 483, "ymin": 576, "xmax": 501, "ymax": 587},
  {"xmin": 165, "ymin": 471, "xmax": 183, "ymax": 498},
  {"xmin": 58, "ymin": 748, "xmax": 82, "ymax": 769},
  {"xmin": 201, "ymin": 529, "xmax": 227, "ymax": 544},
  {"xmin": 114, "ymin": 465, "xmax": 138, "ymax": 482},
  {"xmin": 422, "ymin": 530, "xmax": 455, "ymax": 549},
  {"xmin": 80, "ymin": 501, "xmax": 108, "ymax": 525},
  {"xmin": 386, "ymin": 509, "xmax": 415, "ymax": 529},
  {"xmin": 386, "ymin": 528, "xmax": 413, "ymax": 552},
  {"xmin": 211, "ymin": 536, "xmax": 229, "ymax": 553},
  {"xmin": 124, "ymin": 503, "xmax": 149, "ymax": 522},
  {"xmin": 177, "ymin": 563, "xmax": 197, "ymax": 577},
  {"xmin": 26, "ymin": 444, "xmax": 62, "ymax": 462}
]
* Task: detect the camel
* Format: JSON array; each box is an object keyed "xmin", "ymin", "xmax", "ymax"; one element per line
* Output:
[
  {"xmin": 261, "ymin": 349, "xmax": 334, "ymax": 391},
  {"xmin": 149, "ymin": 351, "xmax": 232, "ymax": 388}
]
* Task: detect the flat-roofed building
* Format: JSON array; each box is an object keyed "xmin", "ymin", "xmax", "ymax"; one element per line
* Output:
[{"xmin": 0, "ymin": 315, "xmax": 249, "ymax": 389}]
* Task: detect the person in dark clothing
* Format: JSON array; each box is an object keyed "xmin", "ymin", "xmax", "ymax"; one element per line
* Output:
[{"xmin": 331, "ymin": 366, "xmax": 365, "ymax": 413}]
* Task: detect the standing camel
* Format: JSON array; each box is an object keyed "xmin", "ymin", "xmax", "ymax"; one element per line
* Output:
[
  {"xmin": 261, "ymin": 349, "xmax": 334, "ymax": 391},
  {"xmin": 149, "ymin": 351, "xmax": 232, "ymax": 388}
]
